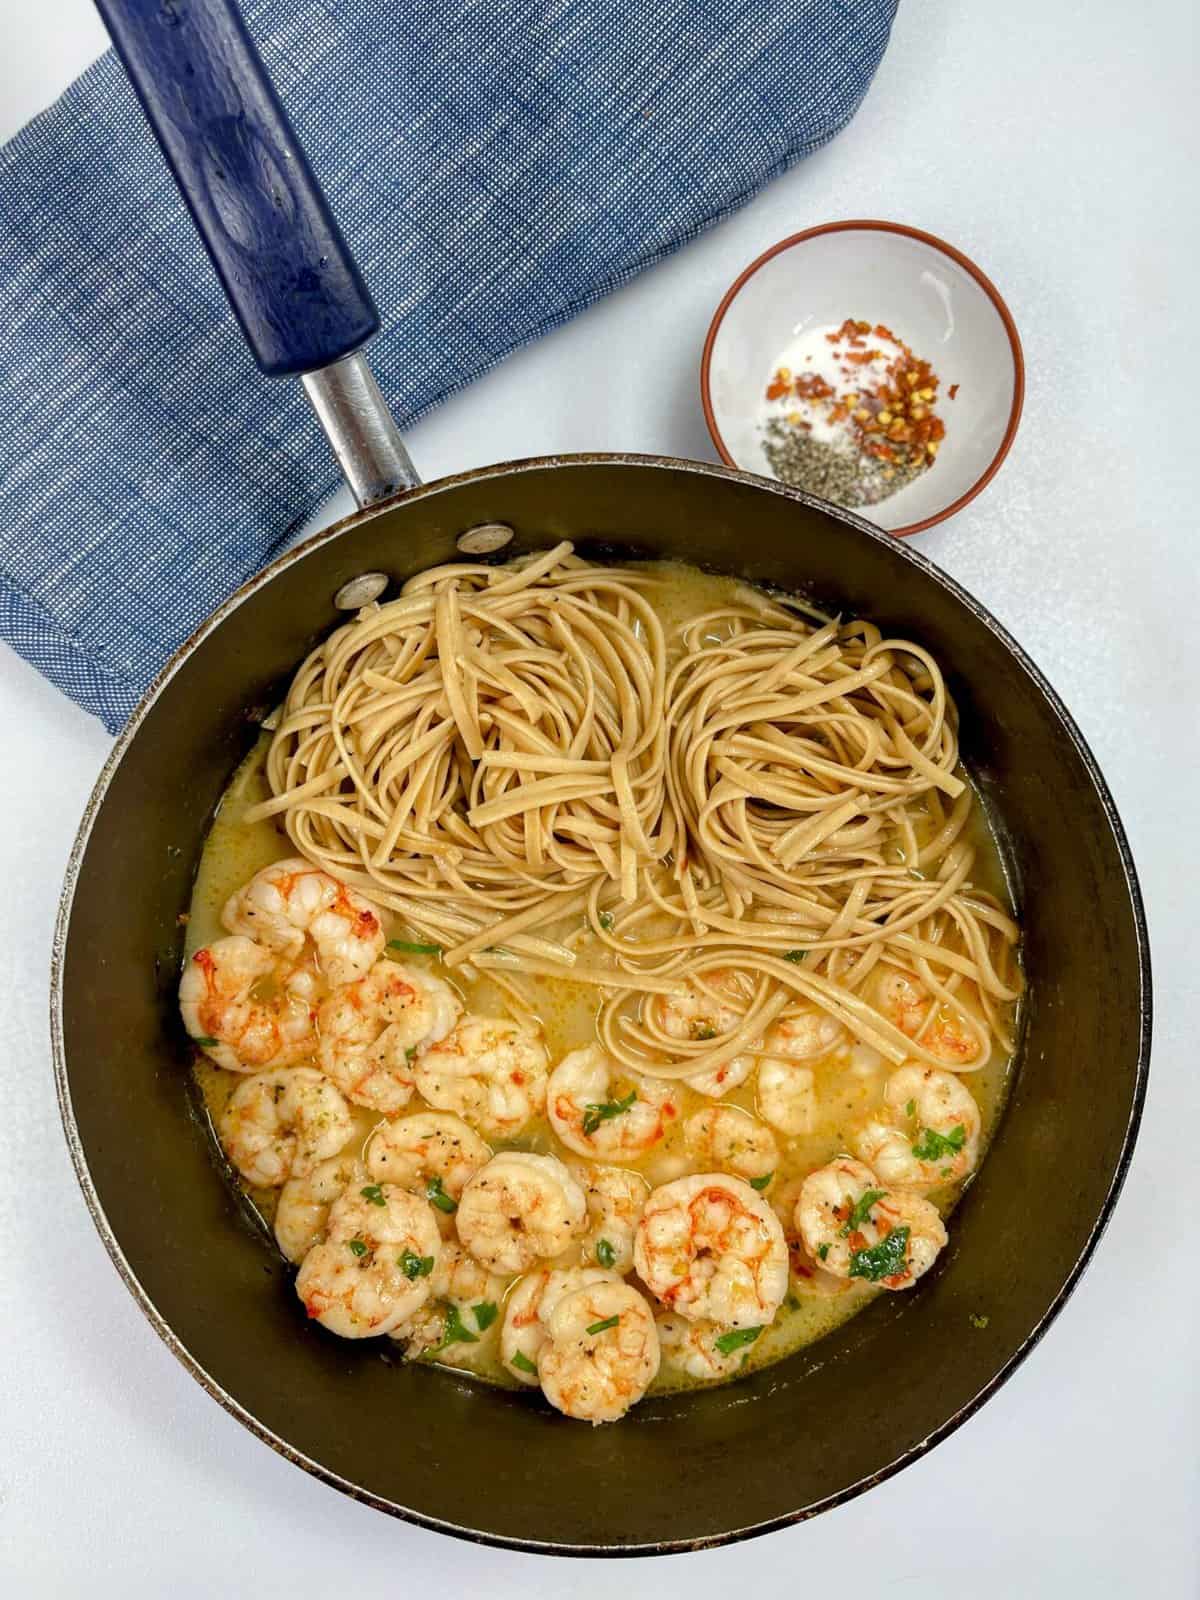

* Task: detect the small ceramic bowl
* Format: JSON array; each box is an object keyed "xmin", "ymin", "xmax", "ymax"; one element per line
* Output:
[{"xmin": 701, "ymin": 221, "xmax": 1024, "ymax": 536}]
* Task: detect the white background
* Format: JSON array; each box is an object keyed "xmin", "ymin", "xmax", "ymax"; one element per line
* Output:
[{"xmin": 1, "ymin": 0, "xmax": 1197, "ymax": 1593}]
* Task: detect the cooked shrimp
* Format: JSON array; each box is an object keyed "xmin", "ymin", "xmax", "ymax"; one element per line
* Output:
[
  {"xmin": 869, "ymin": 966, "xmax": 989, "ymax": 1070},
  {"xmin": 431, "ymin": 1238, "xmax": 508, "ymax": 1308},
  {"xmin": 295, "ymin": 1184, "xmax": 442, "ymax": 1338},
  {"xmin": 852, "ymin": 1065, "xmax": 981, "ymax": 1189},
  {"xmin": 456, "ymin": 1152, "xmax": 586, "ymax": 1274},
  {"xmin": 500, "ymin": 1265, "xmax": 619, "ymax": 1384},
  {"xmin": 222, "ymin": 858, "xmax": 385, "ymax": 987},
  {"xmin": 219, "ymin": 1067, "xmax": 353, "ymax": 1187},
  {"xmin": 179, "ymin": 936, "xmax": 318, "ymax": 1073},
  {"xmin": 651, "ymin": 973, "xmax": 756, "ymax": 1098},
  {"xmin": 275, "ymin": 1151, "xmax": 365, "ymax": 1264},
  {"xmin": 547, "ymin": 1046, "xmax": 680, "ymax": 1161},
  {"xmin": 366, "ymin": 1111, "xmax": 491, "ymax": 1236},
  {"xmin": 656, "ymin": 1313, "xmax": 748, "ymax": 1381},
  {"xmin": 763, "ymin": 1008, "xmax": 844, "ymax": 1061},
  {"xmin": 634, "ymin": 1173, "xmax": 789, "ymax": 1328},
  {"xmin": 538, "ymin": 1279, "xmax": 660, "ymax": 1424},
  {"xmin": 794, "ymin": 1156, "xmax": 876, "ymax": 1277},
  {"xmin": 683, "ymin": 1106, "xmax": 779, "ymax": 1182},
  {"xmin": 796, "ymin": 1156, "xmax": 947, "ymax": 1290},
  {"xmin": 683, "ymin": 1057, "xmax": 756, "ymax": 1097},
  {"xmin": 756, "ymin": 1058, "xmax": 817, "ymax": 1137},
  {"xmin": 391, "ymin": 1242, "xmax": 508, "ymax": 1360},
  {"xmin": 572, "ymin": 1163, "xmax": 650, "ymax": 1273},
  {"xmin": 754, "ymin": 1009, "xmax": 842, "ymax": 1135},
  {"xmin": 318, "ymin": 960, "xmax": 462, "ymax": 1113},
  {"xmin": 413, "ymin": 1016, "xmax": 548, "ymax": 1138},
  {"xmin": 641, "ymin": 1148, "xmax": 695, "ymax": 1188},
  {"xmin": 769, "ymin": 1175, "xmax": 849, "ymax": 1297}
]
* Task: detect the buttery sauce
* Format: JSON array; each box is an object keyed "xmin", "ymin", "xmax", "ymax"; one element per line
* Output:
[{"xmin": 186, "ymin": 564, "xmax": 1020, "ymax": 1395}]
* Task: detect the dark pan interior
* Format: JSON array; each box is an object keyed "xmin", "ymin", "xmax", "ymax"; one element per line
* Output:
[{"xmin": 54, "ymin": 457, "xmax": 1149, "ymax": 1553}]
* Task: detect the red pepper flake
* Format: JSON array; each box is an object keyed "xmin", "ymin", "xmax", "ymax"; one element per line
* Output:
[
  {"xmin": 794, "ymin": 373, "xmax": 834, "ymax": 400},
  {"xmin": 948, "ymin": 383, "xmax": 959, "ymax": 400},
  {"xmin": 762, "ymin": 316, "xmax": 947, "ymax": 482}
]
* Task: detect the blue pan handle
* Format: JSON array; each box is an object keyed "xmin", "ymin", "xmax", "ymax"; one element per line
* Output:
[
  {"xmin": 95, "ymin": 0, "xmax": 418, "ymax": 504},
  {"xmin": 95, "ymin": 0, "xmax": 377, "ymax": 378}
]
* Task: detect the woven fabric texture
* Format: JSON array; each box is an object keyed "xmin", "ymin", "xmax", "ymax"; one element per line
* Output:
[{"xmin": 0, "ymin": 0, "xmax": 896, "ymax": 730}]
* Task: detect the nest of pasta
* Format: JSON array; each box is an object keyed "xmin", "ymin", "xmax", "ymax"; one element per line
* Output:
[{"xmin": 252, "ymin": 544, "xmax": 1021, "ymax": 1077}]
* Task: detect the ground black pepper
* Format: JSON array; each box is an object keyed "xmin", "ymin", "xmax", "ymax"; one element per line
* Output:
[{"xmin": 762, "ymin": 422, "xmax": 927, "ymax": 508}]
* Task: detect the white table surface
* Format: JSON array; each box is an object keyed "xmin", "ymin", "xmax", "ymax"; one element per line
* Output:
[{"xmin": 2, "ymin": 0, "xmax": 1197, "ymax": 1592}]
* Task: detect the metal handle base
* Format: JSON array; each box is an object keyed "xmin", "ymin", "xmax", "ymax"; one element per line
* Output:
[{"xmin": 302, "ymin": 354, "xmax": 421, "ymax": 508}]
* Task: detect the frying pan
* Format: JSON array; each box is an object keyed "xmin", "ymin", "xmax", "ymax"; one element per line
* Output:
[{"xmin": 51, "ymin": 0, "xmax": 1150, "ymax": 1555}]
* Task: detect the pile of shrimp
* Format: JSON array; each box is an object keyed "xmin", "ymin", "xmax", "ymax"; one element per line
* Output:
[{"xmin": 182, "ymin": 856, "xmax": 992, "ymax": 1424}]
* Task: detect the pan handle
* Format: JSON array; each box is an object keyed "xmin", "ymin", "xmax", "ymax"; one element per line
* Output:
[{"xmin": 94, "ymin": 0, "xmax": 418, "ymax": 504}]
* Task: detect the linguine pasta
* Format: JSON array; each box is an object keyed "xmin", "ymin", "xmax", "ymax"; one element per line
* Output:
[
  {"xmin": 250, "ymin": 544, "xmax": 1021, "ymax": 1084},
  {"xmin": 249, "ymin": 543, "xmax": 670, "ymax": 951}
]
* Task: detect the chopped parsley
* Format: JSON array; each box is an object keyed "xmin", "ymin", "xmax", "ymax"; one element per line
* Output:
[
  {"xmin": 360, "ymin": 1184, "xmax": 386, "ymax": 1207},
  {"xmin": 405, "ymin": 1045, "xmax": 417, "ymax": 1062},
  {"xmin": 511, "ymin": 1349, "xmax": 538, "ymax": 1375},
  {"xmin": 783, "ymin": 950, "xmax": 807, "ymax": 964},
  {"xmin": 582, "ymin": 1088, "xmax": 637, "ymax": 1137},
  {"xmin": 587, "ymin": 1315, "xmax": 621, "ymax": 1336},
  {"xmin": 694, "ymin": 1025, "xmax": 718, "ymax": 1041},
  {"xmin": 817, "ymin": 1243, "xmax": 830, "ymax": 1262},
  {"xmin": 191, "ymin": 1035, "xmax": 218, "ymax": 1048},
  {"xmin": 347, "ymin": 1237, "xmax": 369, "ymax": 1258},
  {"xmin": 911, "ymin": 1124, "xmax": 966, "ymax": 1162},
  {"xmin": 438, "ymin": 1302, "xmax": 479, "ymax": 1347},
  {"xmin": 714, "ymin": 1326, "xmax": 763, "ymax": 1356},
  {"xmin": 398, "ymin": 1250, "xmax": 434, "ymax": 1279},
  {"xmin": 473, "ymin": 1300, "xmax": 499, "ymax": 1331},
  {"xmin": 425, "ymin": 1175, "xmax": 457, "ymax": 1214},
  {"xmin": 969, "ymin": 1312, "xmax": 990, "ymax": 1330},
  {"xmin": 905, "ymin": 1098, "xmax": 916, "ymax": 1117},
  {"xmin": 598, "ymin": 911, "xmax": 615, "ymax": 931},
  {"xmin": 839, "ymin": 1188, "xmax": 886, "ymax": 1237},
  {"xmin": 595, "ymin": 1237, "xmax": 617, "ymax": 1268},
  {"xmin": 749, "ymin": 1171, "xmax": 774, "ymax": 1191},
  {"xmin": 387, "ymin": 939, "xmax": 443, "ymax": 956},
  {"xmin": 848, "ymin": 1225, "xmax": 910, "ymax": 1283}
]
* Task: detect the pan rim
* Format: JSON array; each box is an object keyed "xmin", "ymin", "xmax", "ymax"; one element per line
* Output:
[{"xmin": 49, "ymin": 452, "xmax": 1152, "ymax": 1556}]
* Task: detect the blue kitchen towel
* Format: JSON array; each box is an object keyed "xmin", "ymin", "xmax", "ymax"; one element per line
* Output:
[{"xmin": 0, "ymin": 0, "xmax": 896, "ymax": 732}]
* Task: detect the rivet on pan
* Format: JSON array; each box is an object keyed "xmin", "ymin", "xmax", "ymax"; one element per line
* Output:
[
  {"xmin": 457, "ymin": 522, "xmax": 515, "ymax": 555},
  {"xmin": 333, "ymin": 572, "xmax": 389, "ymax": 610}
]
